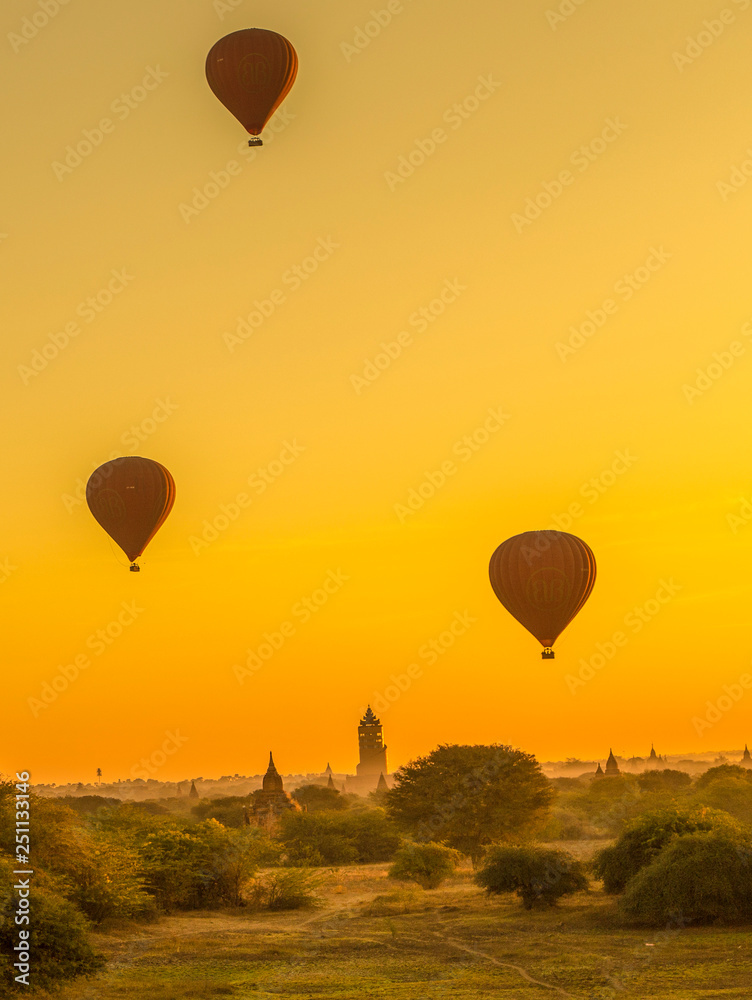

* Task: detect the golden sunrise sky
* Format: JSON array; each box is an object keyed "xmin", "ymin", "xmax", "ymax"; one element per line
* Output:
[{"xmin": 5, "ymin": 0, "xmax": 752, "ymax": 784}]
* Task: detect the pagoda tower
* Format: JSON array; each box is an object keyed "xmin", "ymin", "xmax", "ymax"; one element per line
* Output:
[
  {"xmin": 741, "ymin": 745, "xmax": 752, "ymax": 768},
  {"xmin": 357, "ymin": 706, "xmax": 388, "ymax": 779},
  {"xmin": 250, "ymin": 753, "xmax": 300, "ymax": 830},
  {"xmin": 189, "ymin": 780, "xmax": 199, "ymax": 798},
  {"xmin": 593, "ymin": 762, "xmax": 604, "ymax": 779},
  {"xmin": 605, "ymin": 749, "xmax": 621, "ymax": 777}
]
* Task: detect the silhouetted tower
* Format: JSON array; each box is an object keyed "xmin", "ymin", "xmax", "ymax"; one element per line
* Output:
[
  {"xmin": 251, "ymin": 752, "xmax": 300, "ymax": 830},
  {"xmin": 357, "ymin": 706, "xmax": 388, "ymax": 779},
  {"xmin": 189, "ymin": 780, "xmax": 199, "ymax": 798},
  {"xmin": 741, "ymin": 744, "xmax": 752, "ymax": 767},
  {"xmin": 327, "ymin": 772, "xmax": 337, "ymax": 790},
  {"xmin": 605, "ymin": 749, "xmax": 621, "ymax": 777},
  {"xmin": 377, "ymin": 772, "xmax": 389, "ymax": 792},
  {"xmin": 593, "ymin": 762, "xmax": 604, "ymax": 779}
]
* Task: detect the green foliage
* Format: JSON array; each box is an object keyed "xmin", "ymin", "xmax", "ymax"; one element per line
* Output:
[
  {"xmin": 291, "ymin": 784, "xmax": 349, "ymax": 812},
  {"xmin": 0, "ymin": 854, "xmax": 105, "ymax": 994},
  {"xmin": 248, "ymin": 868, "xmax": 324, "ymax": 911},
  {"xmin": 386, "ymin": 744, "xmax": 553, "ymax": 861},
  {"xmin": 695, "ymin": 764, "xmax": 752, "ymax": 789},
  {"xmin": 475, "ymin": 845, "xmax": 588, "ymax": 910},
  {"xmin": 635, "ymin": 769, "xmax": 692, "ymax": 794},
  {"xmin": 277, "ymin": 808, "xmax": 401, "ymax": 865},
  {"xmin": 620, "ymin": 830, "xmax": 752, "ymax": 926},
  {"xmin": 592, "ymin": 807, "xmax": 738, "ymax": 894},
  {"xmin": 56, "ymin": 794, "xmax": 122, "ymax": 814},
  {"xmin": 692, "ymin": 774, "xmax": 752, "ymax": 824},
  {"xmin": 191, "ymin": 796, "xmax": 249, "ymax": 828},
  {"xmin": 388, "ymin": 842, "xmax": 460, "ymax": 889},
  {"xmin": 139, "ymin": 820, "xmax": 266, "ymax": 910}
]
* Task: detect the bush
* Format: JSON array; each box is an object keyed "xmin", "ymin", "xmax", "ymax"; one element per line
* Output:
[
  {"xmin": 291, "ymin": 785, "xmax": 349, "ymax": 812},
  {"xmin": 592, "ymin": 808, "xmax": 738, "ymax": 894},
  {"xmin": 191, "ymin": 796, "xmax": 249, "ymax": 828},
  {"xmin": 278, "ymin": 809, "xmax": 401, "ymax": 866},
  {"xmin": 248, "ymin": 869, "xmax": 324, "ymax": 911},
  {"xmin": 475, "ymin": 845, "xmax": 588, "ymax": 909},
  {"xmin": 695, "ymin": 764, "xmax": 752, "ymax": 790},
  {"xmin": 635, "ymin": 769, "xmax": 692, "ymax": 794},
  {"xmin": 620, "ymin": 830, "xmax": 752, "ymax": 926},
  {"xmin": 0, "ymin": 876, "xmax": 105, "ymax": 993},
  {"xmin": 388, "ymin": 842, "xmax": 460, "ymax": 889}
]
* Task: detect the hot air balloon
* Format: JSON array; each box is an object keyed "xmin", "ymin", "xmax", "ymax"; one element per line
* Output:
[
  {"xmin": 86, "ymin": 457, "xmax": 175, "ymax": 572},
  {"xmin": 205, "ymin": 28, "xmax": 298, "ymax": 146},
  {"xmin": 489, "ymin": 531, "xmax": 596, "ymax": 659}
]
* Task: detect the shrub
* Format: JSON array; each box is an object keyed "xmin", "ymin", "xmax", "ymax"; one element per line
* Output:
[
  {"xmin": 278, "ymin": 809, "xmax": 401, "ymax": 865},
  {"xmin": 248, "ymin": 869, "xmax": 324, "ymax": 911},
  {"xmin": 388, "ymin": 842, "xmax": 460, "ymax": 889},
  {"xmin": 620, "ymin": 830, "xmax": 752, "ymax": 925},
  {"xmin": 592, "ymin": 808, "xmax": 738, "ymax": 894},
  {"xmin": 635, "ymin": 769, "xmax": 692, "ymax": 794},
  {"xmin": 191, "ymin": 796, "xmax": 249, "ymax": 828},
  {"xmin": 694, "ymin": 764, "xmax": 752, "ymax": 790},
  {"xmin": 291, "ymin": 785, "xmax": 349, "ymax": 812},
  {"xmin": 0, "ymin": 875, "xmax": 105, "ymax": 993},
  {"xmin": 475, "ymin": 845, "xmax": 588, "ymax": 909}
]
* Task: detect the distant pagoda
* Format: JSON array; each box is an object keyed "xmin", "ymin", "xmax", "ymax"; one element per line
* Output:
[
  {"xmin": 345, "ymin": 706, "xmax": 389, "ymax": 795},
  {"xmin": 593, "ymin": 762, "xmax": 604, "ymax": 779},
  {"xmin": 605, "ymin": 749, "xmax": 621, "ymax": 777},
  {"xmin": 741, "ymin": 745, "xmax": 752, "ymax": 768},
  {"xmin": 250, "ymin": 753, "xmax": 300, "ymax": 830},
  {"xmin": 189, "ymin": 780, "xmax": 199, "ymax": 799}
]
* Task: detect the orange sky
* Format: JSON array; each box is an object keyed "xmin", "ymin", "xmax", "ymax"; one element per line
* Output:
[{"xmin": 5, "ymin": 0, "xmax": 752, "ymax": 784}]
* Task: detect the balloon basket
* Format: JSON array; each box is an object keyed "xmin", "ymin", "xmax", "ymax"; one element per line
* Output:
[
  {"xmin": 248, "ymin": 137, "xmax": 263, "ymax": 147},
  {"xmin": 542, "ymin": 648, "xmax": 554, "ymax": 659},
  {"xmin": 129, "ymin": 563, "xmax": 141, "ymax": 573}
]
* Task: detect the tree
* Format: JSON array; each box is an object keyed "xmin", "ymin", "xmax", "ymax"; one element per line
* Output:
[
  {"xmin": 386, "ymin": 744, "xmax": 553, "ymax": 861},
  {"xmin": 592, "ymin": 807, "xmax": 738, "ymax": 894},
  {"xmin": 475, "ymin": 845, "xmax": 588, "ymax": 909},
  {"xmin": 695, "ymin": 764, "xmax": 752, "ymax": 790},
  {"xmin": 635, "ymin": 769, "xmax": 692, "ymax": 794},
  {"xmin": 620, "ymin": 831, "xmax": 752, "ymax": 925},
  {"xmin": 277, "ymin": 808, "xmax": 401, "ymax": 865},
  {"xmin": 191, "ymin": 795, "xmax": 249, "ymax": 828},
  {"xmin": 291, "ymin": 785, "xmax": 349, "ymax": 812},
  {"xmin": 0, "ymin": 853, "xmax": 105, "ymax": 993},
  {"xmin": 388, "ymin": 842, "xmax": 460, "ymax": 889}
]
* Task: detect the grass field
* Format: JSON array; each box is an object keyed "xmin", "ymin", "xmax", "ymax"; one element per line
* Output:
[{"xmin": 52, "ymin": 844, "xmax": 752, "ymax": 999}]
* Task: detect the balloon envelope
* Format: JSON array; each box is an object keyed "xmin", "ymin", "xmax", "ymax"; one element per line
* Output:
[
  {"xmin": 86, "ymin": 457, "xmax": 175, "ymax": 565},
  {"xmin": 489, "ymin": 531, "xmax": 596, "ymax": 654},
  {"xmin": 205, "ymin": 28, "xmax": 298, "ymax": 137}
]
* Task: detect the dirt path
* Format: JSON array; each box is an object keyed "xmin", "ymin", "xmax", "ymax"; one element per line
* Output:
[{"xmin": 429, "ymin": 929, "xmax": 579, "ymax": 998}]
